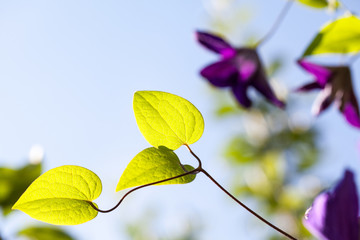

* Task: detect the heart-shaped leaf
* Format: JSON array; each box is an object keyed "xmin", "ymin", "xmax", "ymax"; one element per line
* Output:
[
  {"xmin": 116, "ymin": 147, "xmax": 196, "ymax": 191},
  {"xmin": 12, "ymin": 165, "xmax": 102, "ymax": 225},
  {"xmin": 133, "ymin": 91, "xmax": 204, "ymax": 150},
  {"xmin": 303, "ymin": 15, "xmax": 360, "ymax": 56}
]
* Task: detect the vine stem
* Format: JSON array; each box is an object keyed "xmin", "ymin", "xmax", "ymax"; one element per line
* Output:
[
  {"xmin": 255, "ymin": 0, "xmax": 294, "ymax": 47},
  {"xmin": 338, "ymin": 0, "xmax": 352, "ymax": 13},
  {"xmin": 185, "ymin": 144, "xmax": 202, "ymax": 169},
  {"xmin": 90, "ymin": 145, "xmax": 297, "ymax": 239},
  {"xmin": 199, "ymin": 168, "xmax": 297, "ymax": 240},
  {"xmin": 89, "ymin": 168, "xmax": 199, "ymax": 213}
]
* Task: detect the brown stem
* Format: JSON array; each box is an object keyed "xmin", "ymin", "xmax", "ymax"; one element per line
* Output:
[
  {"xmin": 184, "ymin": 145, "xmax": 297, "ymax": 240},
  {"xmin": 89, "ymin": 168, "xmax": 199, "ymax": 213},
  {"xmin": 199, "ymin": 168, "xmax": 298, "ymax": 240},
  {"xmin": 91, "ymin": 145, "xmax": 298, "ymax": 240},
  {"xmin": 184, "ymin": 144, "xmax": 202, "ymax": 169}
]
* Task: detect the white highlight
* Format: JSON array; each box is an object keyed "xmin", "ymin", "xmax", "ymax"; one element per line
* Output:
[{"xmin": 29, "ymin": 144, "xmax": 45, "ymax": 164}]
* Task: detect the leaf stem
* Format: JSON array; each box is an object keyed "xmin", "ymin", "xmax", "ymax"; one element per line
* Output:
[
  {"xmin": 255, "ymin": 0, "xmax": 294, "ymax": 47},
  {"xmin": 89, "ymin": 168, "xmax": 199, "ymax": 213},
  {"xmin": 199, "ymin": 168, "xmax": 298, "ymax": 240},
  {"xmin": 185, "ymin": 144, "xmax": 202, "ymax": 169},
  {"xmin": 90, "ymin": 145, "xmax": 297, "ymax": 239},
  {"xmin": 339, "ymin": 0, "xmax": 352, "ymax": 13},
  {"xmin": 184, "ymin": 146, "xmax": 297, "ymax": 240}
]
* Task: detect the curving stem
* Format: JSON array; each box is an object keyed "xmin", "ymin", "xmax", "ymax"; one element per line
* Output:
[
  {"xmin": 90, "ymin": 144, "xmax": 298, "ymax": 240},
  {"xmin": 185, "ymin": 146, "xmax": 298, "ymax": 240},
  {"xmin": 255, "ymin": 0, "xmax": 294, "ymax": 47},
  {"xmin": 89, "ymin": 168, "xmax": 199, "ymax": 213}
]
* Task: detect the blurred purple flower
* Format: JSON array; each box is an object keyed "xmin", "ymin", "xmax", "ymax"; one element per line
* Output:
[
  {"xmin": 196, "ymin": 31, "xmax": 285, "ymax": 108},
  {"xmin": 297, "ymin": 60, "xmax": 360, "ymax": 128},
  {"xmin": 304, "ymin": 169, "xmax": 359, "ymax": 240}
]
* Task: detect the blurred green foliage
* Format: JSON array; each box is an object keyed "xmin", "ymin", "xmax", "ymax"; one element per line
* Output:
[
  {"xmin": 208, "ymin": 58, "xmax": 322, "ymax": 239},
  {"xmin": 205, "ymin": 2, "xmax": 325, "ymax": 238},
  {"xmin": 17, "ymin": 226, "xmax": 74, "ymax": 240},
  {"xmin": 210, "ymin": 78, "xmax": 322, "ymax": 239},
  {"xmin": 125, "ymin": 211, "xmax": 200, "ymax": 240},
  {"xmin": 221, "ymin": 102, "xmax": 322, "ymax": 239},
  {"xmin": 0, "ymin": 163, "xmax": 41, "ymax": 216}
]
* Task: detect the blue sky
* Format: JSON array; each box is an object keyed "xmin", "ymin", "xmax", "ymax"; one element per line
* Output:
[{"xmin": 0, "ymin": 0, "xmax": 359, "ymax": 239}]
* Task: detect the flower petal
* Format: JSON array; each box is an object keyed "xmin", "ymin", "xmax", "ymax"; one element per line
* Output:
[
  {"xmin": 200, "ymin": 59, "xmax": 237, "ymax": 87},
  {"xmin": 304, "ymin": 194, "xmax": 329, "ymax": 240},
  {"xmin": 323, "ymin": 170, "xmax": 359, "ymax": 240},
  {"xmin": 251, "ymin": 70, "xmax": 285, "ymax": 108},
  {"xmin": 235, "ymin": 48, "xmax": 259, "ymax": 82},
  {"xmin": 232, "ymin": 83, "xmax": 252, "ymax": 108},
  {"xmin": 311, "ymin": 85, "xmax": 333, "ymax": 116},
  {"xmin": 196, "ymin": 31, "xmax": 236, "ymax": 57},
  {"xmin": 238, "ymin": 59, "xmax": 257, "ymax": 81},
  {"xmin": 296, "ymin": 81, "xmax": 323, "ymax": 92},
  {"xmin": 298, "ymin": 60, "xmax": 332, "ymax": 87},
  {"xmin": 342, "ymin": 102, "xmax": 360, "ymax": 128},
  {"xmin": 304, "ymin": 170, "xmax": 359, "ymax": 240}
]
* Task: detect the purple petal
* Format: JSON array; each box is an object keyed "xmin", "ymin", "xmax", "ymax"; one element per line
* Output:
[
  {"xmin": 200, "ymin": 59, "xmax": 237, "ymax": 87},
  {"xmin": 237, "ymin": 59, "xmax": 257, "ymax": 82},
  {"xmin": 239, "ymin": 60, "xmax": 257, "ymax": 80},
  {"xmin": 311, "ymin": 86, "xmax": 333, "ymax": 116},
  {"xmin": 232, "ymin": 83, "xmax": 252, "ymax": 108},
  {"xmin": 342, "ymin": 102, "xmax": 360, "ymax": 128},
  {"xmin": 295, "ymin": 81, "xmax": 323, "ymax": 92},
  {"xmin": 304, "ymin": 194, "xmax": 329, "ymax": 240},
  {"xmin": 251, "ymin": 70, "xmax": 285, "ymax": 108},
  {"xmin": 304, "ymin": 170, "xmax": 359, "ymax": 240},
  {"xmin": 235, "ymin": 48, "xmax": 259, "ymax": 82},
  {"xmin": 298, "ymin": 60, "xmax": 332, "ymax": 87},
  {"xmin": 196, "ymin": 31, "xmax": 236, "ymax": 58}
]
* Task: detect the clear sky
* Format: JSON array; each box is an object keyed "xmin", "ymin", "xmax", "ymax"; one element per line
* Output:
[{"xmin": 0, "ymin": 0, "xmax": 359, "ymax": 239}]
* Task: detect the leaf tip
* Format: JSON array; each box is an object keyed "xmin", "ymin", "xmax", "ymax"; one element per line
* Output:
[
  {"xmin": 115, "ymin": 183, "xmax": 123, "ymax": 192},
  {"xmin": 12, "ymin": 197, "xmax": 23, "ymax": 211}
]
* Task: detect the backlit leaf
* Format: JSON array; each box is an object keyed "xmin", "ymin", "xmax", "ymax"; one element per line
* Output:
[
  {"xmin": 12, "ymin": 165, "xmax": 102, "ymax": 225},
  {"xmin": 116, "ymin": 147, "xmax": 196, "ymax": 191},
  {"xmin": 297, "ymin": 0, "xmax": 328, "ymax": 8},
  {"xmin": 133, "ymin": 91, "xmax": 204, "ymax": 150},
  {"xmin": 303, "ymin": 15, "xmax": 360, "ymax": 56}
]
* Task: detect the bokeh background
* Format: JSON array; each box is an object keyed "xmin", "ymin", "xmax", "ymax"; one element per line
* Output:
[{"xmin": 0, "ymin": 0, "xmax": 359, "ymax": 239}]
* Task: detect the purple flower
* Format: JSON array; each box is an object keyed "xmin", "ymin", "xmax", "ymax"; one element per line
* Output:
[
  {"xmin": 196, "ymin": 31, "xmax": 285, "ymax": 108},
  {"xmin": 304, "ymin": 169, "xmax": 359, "ymax": 240},
  {"xmin": 297, "ymin": 60, "xmax": 360, "ymax": 128}
]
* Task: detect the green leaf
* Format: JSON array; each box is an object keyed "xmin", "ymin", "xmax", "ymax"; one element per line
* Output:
[
  {"xmin": 18, "ymin": 226, "xmax": 74, "ymax": 240},
  {"xmin": 133, "ymin": 91, "xmax": 204, "ymax": 150},
  {"xmin": 297, "ymin": 0, "xmax": 328, "ymax": 8},
  {"xmin": 12, "ymin": 165, "xmax": 102, "ymax": 225},
  {"xmin": 297, "ymin": 0, "xmax": 340, "ymax": 9},
  {"xmin": 0, "ymin": 163, "xmax": 41, "ymax": 216},
  {"xmin": 303, "ymin": 15, "xmax": 360, "ymax": 56},
  {"xmin": 116, "ymin": 147, "xmax": 196, "ymax": 191}
]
